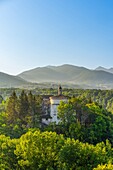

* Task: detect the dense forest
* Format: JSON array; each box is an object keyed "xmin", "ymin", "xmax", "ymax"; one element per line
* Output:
[{"xmin": 1, "ymin": 88, "xmax": 113, "ymax": 169}]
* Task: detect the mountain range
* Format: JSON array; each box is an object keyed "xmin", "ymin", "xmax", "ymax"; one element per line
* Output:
[
  {"xmin": 1, "ymin": 64, "xmax": 113, "ymax": 89},
  {"xmin": 95, "ymin": 66, "xmax": 113, "ymax": 74}
]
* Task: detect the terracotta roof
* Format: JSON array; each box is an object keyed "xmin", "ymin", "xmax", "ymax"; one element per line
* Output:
[
  {"xmin": 49, "ymin": 95, "xmax": 68, "ymax": 99},
  {"xmin": 42, "ymin": 95, "xmax": 53, "ymax": 99}
]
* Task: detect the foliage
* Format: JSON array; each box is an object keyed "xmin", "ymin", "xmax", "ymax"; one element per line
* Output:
[
  {"xmin": 15, "ymin": 130, "xmax": 64, "ymax": 170},
  {"xmin": 58, "ymin": 101, "xmax": 76, "ymax": 125},
  {"xmin": 0, "ymin": 91, "xmax": 42, "ymax": 138},
  {"xmin": 93, "ymin": 164, "xmax": 113, "ymax": 170},
  {"xmin": 0, "ymin": 131, "xmax": 113, "ymax": 170},
  {"xmin": 0, "ymin": 135, "xmax": 18, "ymax": 170},
  {"xmin": 58, "ymin": 98, "xmax": 113, "ymax": 145},
  {"xmin": 59, "ymin": 139, "xmax": 110, "ymax": 170},
  {"xmin": 0, "ymin": 95, "xmax": 3, "ymax": 104}
]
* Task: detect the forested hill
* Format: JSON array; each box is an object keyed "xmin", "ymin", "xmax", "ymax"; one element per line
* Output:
[{"xmin": 18, "ymin": 64, "xmax": 113, "ymax": 89}]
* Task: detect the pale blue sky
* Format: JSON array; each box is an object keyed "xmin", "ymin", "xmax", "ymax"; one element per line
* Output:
[{"xmin": 0, "ymin": 0, "xmax": 113, "ymax": 75}]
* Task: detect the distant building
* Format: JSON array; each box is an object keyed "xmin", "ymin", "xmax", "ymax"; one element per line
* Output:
[{"xmin": 42, "ymin": 86, "xmax": 68, "ymax": 125}]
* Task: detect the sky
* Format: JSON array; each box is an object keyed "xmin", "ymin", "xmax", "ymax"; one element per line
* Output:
[{"xmin": 0, "ymin": 0, "xmax": 113, "ymax": 75}]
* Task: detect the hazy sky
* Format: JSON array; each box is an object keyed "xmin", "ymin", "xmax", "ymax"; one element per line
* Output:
[{"xmin": 0, "ymin": 0, "xmax": 113, "ymax": 75}]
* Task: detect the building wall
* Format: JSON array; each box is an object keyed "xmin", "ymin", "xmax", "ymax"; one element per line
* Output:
[{"xmin": 50, "ymin": 98, "xmax": 68, "ymax": 124}]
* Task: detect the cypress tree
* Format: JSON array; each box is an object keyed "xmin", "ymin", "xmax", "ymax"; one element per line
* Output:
[{"xmin": 6, "ymin": 91, "xmax": 18, "ymax": 124}]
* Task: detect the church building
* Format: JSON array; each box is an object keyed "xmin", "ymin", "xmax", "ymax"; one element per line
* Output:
[{"xmin": 42, "ymin": 86, "xmax": 68, "ymax": 125}]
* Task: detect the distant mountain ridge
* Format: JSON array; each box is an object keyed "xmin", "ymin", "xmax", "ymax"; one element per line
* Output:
[
  {"xmin": 95, "ymin": 66, "xmax": 113, "ymax": 74},
  {"xmin": 1, "ymin": 64, "xmax": 113, "ymax": 89},
  {"xmin": 18, "ymin": 64, "xmax": 90, "ymax": 83},
  {"xmin": 18, "ymin": 64, "xmax": 113, "ymax": 89}
]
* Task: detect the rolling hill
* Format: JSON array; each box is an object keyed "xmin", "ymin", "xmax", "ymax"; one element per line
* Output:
[{"xmin": 0, "ymin": 72, "xmax": 28, "ymax": 88}]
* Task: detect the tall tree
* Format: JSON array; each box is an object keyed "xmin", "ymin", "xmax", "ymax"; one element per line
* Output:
[
  {"xmin": 6, "ymin": 91, "xmax": 18, "ymax": 124},
  {"xmin": 18, "ymin": 90, "xmax": 29, "ymax": 126}
]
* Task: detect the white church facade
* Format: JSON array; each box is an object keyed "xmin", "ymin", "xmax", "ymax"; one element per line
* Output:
[{"xmin": 42, "ymin": 86, "xmax": 68, "ymax": 125}]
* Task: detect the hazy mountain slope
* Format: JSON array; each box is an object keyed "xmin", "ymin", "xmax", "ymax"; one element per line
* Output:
[
  {"xmin": 72, "ymin": 70, "xmax": 113, "ymax": 84},
  {"xmin": 0, "ymin": 72, "xmax": 28, "ymax": 87},
  {"xmin": 95, "ymin": 66, "xmax": 113, "ymax": 74},
  {"xmin": 0, "ymin": 64, "xmax": 113, "ymax": 88},
  {"xmin": 18, "ymin": 64, "xmax": 89, "ymax": 83},
  {"xmin": 47, "ymin": 64, "xmax": 88, "ymax": 77},
  {"xmin": 18, "ymin": 64, "xmax": 113, "ymax": 89},
  {"xmin": 18, "ymin": 67, "xmax": 68, "ymax": 82},
  {"xmin": 1, "ymin": 64, "xmax": 113, "ymax": 89}
]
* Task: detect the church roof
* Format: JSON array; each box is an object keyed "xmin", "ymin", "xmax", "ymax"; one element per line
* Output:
[
  {"xmin": 49, "ymin": 95, "xmax": 68, "ymax": 99},
  {"xmin": 42, "ymin": 95, "xmax": 53, "ymax": 99}
]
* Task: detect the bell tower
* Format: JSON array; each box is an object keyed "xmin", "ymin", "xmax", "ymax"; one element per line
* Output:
[{"xmin": 58, "ymin": 85, "xmax": 62, "ymax": 96}]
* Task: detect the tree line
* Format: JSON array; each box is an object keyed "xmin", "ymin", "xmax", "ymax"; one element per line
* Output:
[{"xmin": 0, "ymin": 90, "xmax": 42, "ymax": 138}]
